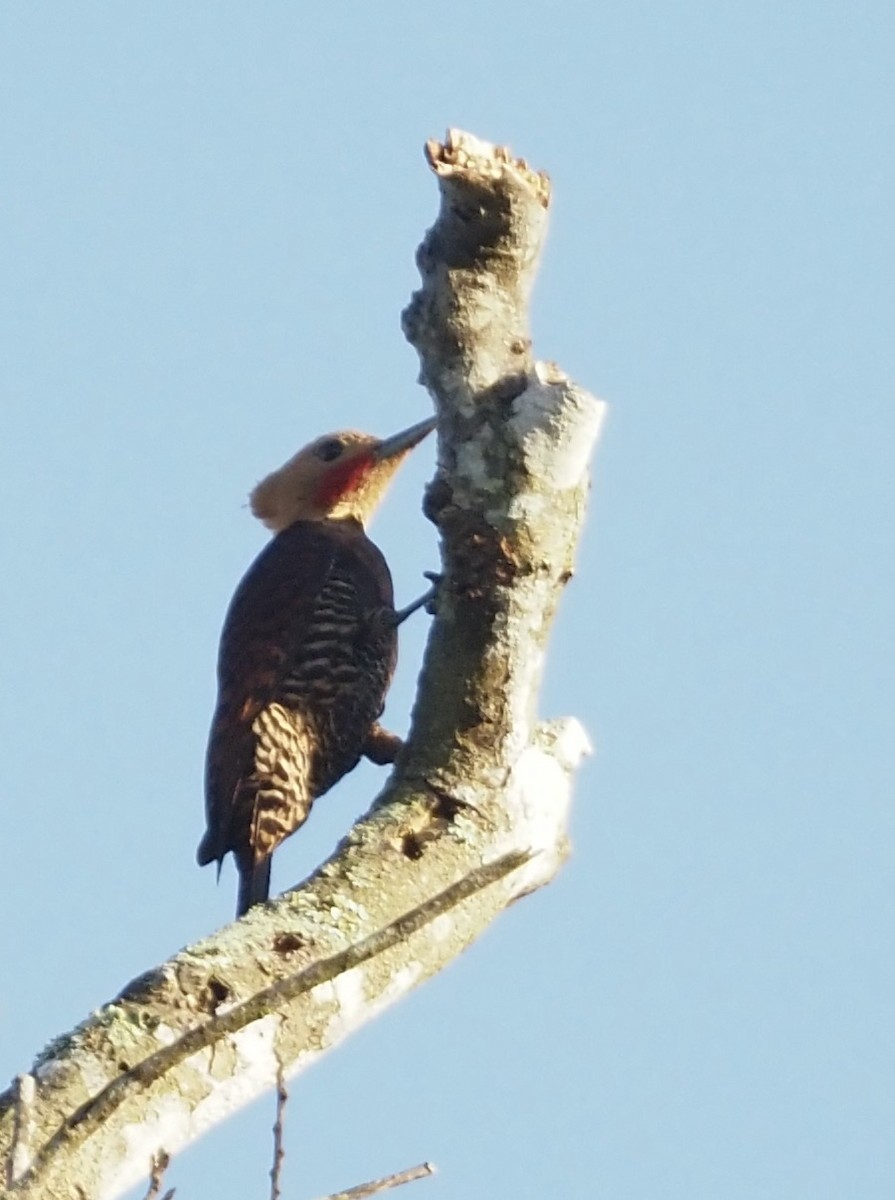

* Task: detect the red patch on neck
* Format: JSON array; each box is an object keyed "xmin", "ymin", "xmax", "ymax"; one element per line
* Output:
[{"xmin": 313, "ymin": 453, "xmax": 375, "ymax": 510}]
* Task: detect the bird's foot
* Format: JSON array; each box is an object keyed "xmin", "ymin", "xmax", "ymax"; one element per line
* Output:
[
  {"xmin": 363, "ymin": 722, "xmax": 403, "ymax": 765},
  {"xmin": 395, "ymin": 572, "xmax": 442, "ymax": 625}
]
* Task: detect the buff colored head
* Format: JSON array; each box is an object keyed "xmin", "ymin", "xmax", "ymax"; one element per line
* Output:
[{"xmin": 250, "ymin": 416, "xmax": 436, "ymax": 533}]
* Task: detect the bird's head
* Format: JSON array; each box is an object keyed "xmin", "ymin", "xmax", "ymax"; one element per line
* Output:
[{"xmin": 250, "ymin": 416, "xmax": 436, "ymax": 532}]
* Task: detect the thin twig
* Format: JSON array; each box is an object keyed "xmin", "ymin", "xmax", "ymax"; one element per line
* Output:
[
  {"xmin": 314, "ymin": 1160, "xmax": 436, "ymax": 1200},
  {"xmin": 142, "ymin": 1150, "xmax": 175, "ymax": 1199},
  {"xmin": 270, "ymin": 1061, "xmax": 288, "ymax": 1200}
]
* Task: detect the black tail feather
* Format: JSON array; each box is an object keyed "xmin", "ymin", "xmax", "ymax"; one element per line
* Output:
[{"xmin": 237, "ymin": 855, "xmax": 272, "ymax": 918}]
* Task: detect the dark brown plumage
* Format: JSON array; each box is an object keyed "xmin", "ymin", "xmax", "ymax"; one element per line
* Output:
[{"xmin": 197, "ymin": 418, "xmax": 435, "ymax": 916}]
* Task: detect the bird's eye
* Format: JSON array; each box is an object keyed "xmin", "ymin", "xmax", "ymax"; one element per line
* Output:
[{"xmin": 315, "ymin": 438, "xmax": 344, "ymax": 463}]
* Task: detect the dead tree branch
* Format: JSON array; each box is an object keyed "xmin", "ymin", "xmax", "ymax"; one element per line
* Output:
[
  {"xmin": 0, "ymin": 129, "xmax": 605, "ymax": 1200},
  {"xmin": 270, "ymin": 1061, "xmax": 287, "ymax": 1200},
  {"xmin": 313, "ymin": 1160, "xmax": 435, "ymax": 1200}
]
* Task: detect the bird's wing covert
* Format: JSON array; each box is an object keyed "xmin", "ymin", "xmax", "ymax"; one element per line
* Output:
[{"xmin": 198, "ymin": 521, "xmax": 339, "ymax": 866}]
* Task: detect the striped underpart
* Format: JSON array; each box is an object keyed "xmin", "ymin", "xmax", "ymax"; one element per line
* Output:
[{"xmin": 245, "ymin": 566, "xmax": 396, "ymax": 861}]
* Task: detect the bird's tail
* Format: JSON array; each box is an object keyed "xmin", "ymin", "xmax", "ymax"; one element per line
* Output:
[{"xmin": 237, "ymin": 854, "xmax": 272, "ymax": 918}]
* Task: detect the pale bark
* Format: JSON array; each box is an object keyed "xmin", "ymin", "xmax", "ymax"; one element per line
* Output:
[{"xmin": 0, "ymin": 129, "xmax": 606, "ymax": 1200}]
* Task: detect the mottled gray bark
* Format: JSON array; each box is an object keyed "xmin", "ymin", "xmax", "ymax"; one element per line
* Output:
[{"xmin": 0, "ymin": 129, "xmax": 606, "ymax": 1200}]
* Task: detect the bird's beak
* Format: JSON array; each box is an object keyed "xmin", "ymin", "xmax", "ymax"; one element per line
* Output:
[{"xmin": 373, "ymin": 416, "xmax": 437, "ymax": 461}]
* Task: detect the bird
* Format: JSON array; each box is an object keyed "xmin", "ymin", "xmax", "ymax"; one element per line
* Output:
[{"xmin": 197, "ymin": 415, "xmax": 436, "ymax": 917}]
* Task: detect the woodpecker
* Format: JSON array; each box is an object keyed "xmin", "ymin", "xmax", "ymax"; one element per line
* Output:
[{"xmin": 198, "ymin": 415, "xmax": 436, "ymax": 917}]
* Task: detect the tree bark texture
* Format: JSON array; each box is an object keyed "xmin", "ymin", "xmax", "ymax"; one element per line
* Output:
[{"xmin": 0, "ymin": 129, "xmax": 606, "ymax": 1200}]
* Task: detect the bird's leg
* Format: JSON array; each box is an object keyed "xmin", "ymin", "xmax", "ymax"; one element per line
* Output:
[
  {"xmin": 395, "ymin": 571, "xmax": 442, "ymax": 625},
  {"xmin": 363, "ymin": 722, "xmax": 403, "ymax": 765}
]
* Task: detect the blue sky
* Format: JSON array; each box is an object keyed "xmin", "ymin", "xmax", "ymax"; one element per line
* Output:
[{"xmin": 2, "ymin": 4, "xmax": 893, "ymax": 1198}]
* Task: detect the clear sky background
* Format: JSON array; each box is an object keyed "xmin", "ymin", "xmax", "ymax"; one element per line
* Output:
[{"xmin": 2, "ymin": 4, "xmax": 892, "ymax": 1198}]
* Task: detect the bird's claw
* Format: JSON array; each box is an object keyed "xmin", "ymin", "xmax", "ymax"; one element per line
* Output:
[
  {"xmin": 395, "ymin": 571, "xmax": 443, "ymax": 625},
  {"xmin": 422, "ymin": 571, "xmax": 442, "ymax": 615}
]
